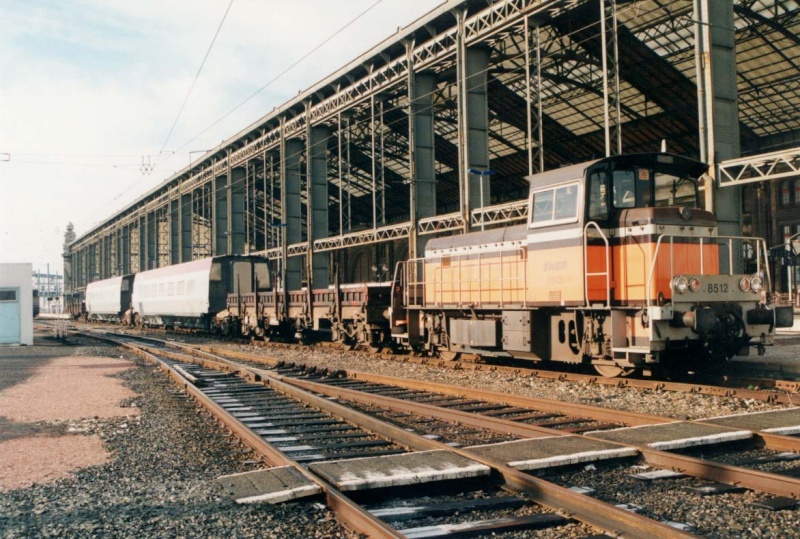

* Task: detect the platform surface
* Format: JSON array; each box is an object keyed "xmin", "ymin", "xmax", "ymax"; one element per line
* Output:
[
  {"xmin": 308, "ymin": 450, "xmax": 490, "ymax": 491},
  {"xmin": 466, "ymin": 435, "xmax": 638, "ymax": 470},
  {"xmin": 700, "ymin": 408, "xmax": 800, "ymax": 435},
  {"xmin": 216, "ymin": 466, "xmax": 321, "ymax": 504},
  {"xmin": 585, "ymin": 422, "xmax": 752, "ymax": 450}
]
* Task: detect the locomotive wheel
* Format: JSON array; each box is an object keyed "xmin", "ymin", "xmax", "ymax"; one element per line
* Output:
[
  {"xmin": 439, "ymin": 350, "xmax": 460, "ymax": 361},
  {"xmin": 594, "ymin": 364, "xmax": 634, "ymax": 378}
]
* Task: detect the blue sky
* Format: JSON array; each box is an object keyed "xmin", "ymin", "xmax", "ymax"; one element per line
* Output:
[{"xmin": 0, "ymin": 0, "xmax": 444, "ymax": 275}]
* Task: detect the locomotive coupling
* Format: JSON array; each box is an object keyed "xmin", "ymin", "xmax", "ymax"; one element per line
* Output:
[
  {"xmin": 748, "ymin": 305, "xmax": 794, "ymax": 328},
  {"xmin": 775, "ymin": 306, "xmax": 795, "ymax": 328},
  {"xmin": 678, "ymin": 308, "xmax": 717, "ymax": 333}
]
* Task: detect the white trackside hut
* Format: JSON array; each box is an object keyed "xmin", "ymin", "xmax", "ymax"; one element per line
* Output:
[{"xmin": 0, "ymin": 263, "xmax": 33, "ymax": 346}]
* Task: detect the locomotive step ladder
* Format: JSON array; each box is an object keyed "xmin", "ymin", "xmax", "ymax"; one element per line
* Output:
[{"xmin": 583, "ymin": 222, "xmax": 611, "ymax": 308}]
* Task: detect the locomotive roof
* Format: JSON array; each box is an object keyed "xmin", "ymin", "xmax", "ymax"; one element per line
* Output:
[
  {"xmin": 525, "ymin": 153, "xmax": 709, "ymax": 190},
  {"xmin": 426, "ymin": 223, "xmax": 527, "ymax": 253}
]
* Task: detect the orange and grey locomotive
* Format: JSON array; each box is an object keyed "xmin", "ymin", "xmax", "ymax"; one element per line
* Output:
[{"xmin": 389, "ymin": 153, "xmax": 793, "ymax": 376}]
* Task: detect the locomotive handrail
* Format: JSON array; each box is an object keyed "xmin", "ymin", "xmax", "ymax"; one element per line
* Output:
[
  {"xmin": 583, "ymin": 222, "xmax": 611, "ymax": 308},
  {"xmin": 405, "ymin": 258, "xmax": 425, "ymax": 308},
  {"xmin": 645, "ymin": 234, "xmax": 771, "ymax": 310}
]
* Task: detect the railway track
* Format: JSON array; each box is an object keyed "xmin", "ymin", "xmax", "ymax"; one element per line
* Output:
[
  {"xmin": 59, "ymin": 320, "xmax": 800, "ymax": 405},
  {"xmin": 85, "ymin": 331, "xmax": 800, "ymax": 538}
]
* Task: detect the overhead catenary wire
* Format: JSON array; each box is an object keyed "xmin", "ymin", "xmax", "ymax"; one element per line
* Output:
[
  {"xmin": 156, "ymin": 0, "xmax": 236, "ymax": 166},
  {"xmin": 158, "ymin": 0, "xmax": 385, "ymax": 169}
]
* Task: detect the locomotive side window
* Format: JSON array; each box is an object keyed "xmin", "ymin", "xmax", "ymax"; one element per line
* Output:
[
  {"xmin": 531, "ymin": 190, "xmax": 554, "ymax": 224},
  {"xmin": 529, "ymin": 182, "xmax": 581, "ymax": 228},
  {"xmin": 588, "ymin": 172, "xmax": 608, "ymax": 220}
]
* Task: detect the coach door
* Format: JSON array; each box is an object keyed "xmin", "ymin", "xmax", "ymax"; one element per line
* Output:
[{"xmin": 0, "ymin": 288, "xmax": 21, "ymax": 344}]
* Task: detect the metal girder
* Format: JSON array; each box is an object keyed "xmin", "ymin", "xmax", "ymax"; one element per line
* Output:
[
  {"xmin": 71, "ymin": 0, "xmax": 562, "ymax": 252},
  {"xmin": 418, "ymin": 212, "xmax": 465, "ymax": 235},
  {"xmin": 718, "ymin": 147, "xmax": 800, "ymax": 187},
  {"xmin": 471, "ymin": 199, "xmax": 528, "ymax": 228}
]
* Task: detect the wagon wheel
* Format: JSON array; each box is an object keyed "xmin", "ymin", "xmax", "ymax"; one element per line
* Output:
[
  {"xmin": 439, "ymin": 349, "xmax": 460, "ymax": 361},
  {"xmin": 594, "ymin": 364, "xmax": 635, "ymax": 378}
]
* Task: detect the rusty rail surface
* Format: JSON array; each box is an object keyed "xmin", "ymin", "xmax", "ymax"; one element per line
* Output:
[
  {"xmin": 91, "ymin": 333, "xmax": 700, "ymax": 538},
  {"xmin": 89, "ymin": 333, "xmax": 800, "ymax": 519}
]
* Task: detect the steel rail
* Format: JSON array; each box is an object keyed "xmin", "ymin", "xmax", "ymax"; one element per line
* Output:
[
  {"xmin": 131, "ymin": 339, "xmax": 800, "ymax": 456},
  {"xmin": 96, "ymin": 335, "xmax": 800, "ymax": 501},
  {"xmin": 269, "ymin": 368, "xmax": 800, "ymax": 500},
  {"xmin": 216, "ymin": 374, "xmax": 698, "ymax": 537},
  {"xmin": 90, "ymin": 335, "xmax": 405, "ymax": 539},
  {"xmin": 213, "ymin": 340, "xmax": 800, "ymax": 404},
  {"xmin": 128, "ymin": 339, "xmax": 698, "ymax": 538}
]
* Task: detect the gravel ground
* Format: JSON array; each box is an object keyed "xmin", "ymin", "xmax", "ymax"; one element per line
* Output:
[
  {"xmin": 11, "ymin": 326, "xmax": 797, "ymax": 538},
  {"xmin": 542, "ymin": 458, "xmax": 799, "ymax": 538},
  {"xmin": 0, "ymin": 338, "xmax": 354, "ymax": 539}
]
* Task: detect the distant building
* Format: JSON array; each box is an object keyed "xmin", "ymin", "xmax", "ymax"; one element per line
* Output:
[
  {"xmin": 742, "ymin": 182, "xmax": 800, "ymax": 301},
  {"xmin": 0, "ymin": 263, "xmax": 34, "ymax": 345}
]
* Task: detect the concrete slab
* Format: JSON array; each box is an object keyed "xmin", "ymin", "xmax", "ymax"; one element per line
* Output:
[
  {"xmin": 216, "ymin": 466, "xmax": 321, "ymax": 504},
  {"xmin": 699, "ymin": 408, "xmax": 800, "ymax": 436},
  {"xmin": 465, "ymin": 436, "xmax": 638, "ymax": 470},
  {"xmin": 585, "ymin": 422, "xmax": 752, "ymax": 450},
  {"xmin": 308, "ymin": 450, "xmax": 490, "ymax": 491}
]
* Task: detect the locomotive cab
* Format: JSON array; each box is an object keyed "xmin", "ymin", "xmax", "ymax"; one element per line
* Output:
[{"xmin": 581, "ymin": 153, "xmax": 791, "ymax": 374}]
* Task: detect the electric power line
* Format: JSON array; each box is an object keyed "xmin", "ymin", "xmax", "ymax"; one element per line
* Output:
[
  {"xmin": 158, "ymin": 0, "xmax": 385, "ymax": 169},
  {"xmin": 156, "ymin": 0, "xmax": 236, "ymax": 163}
]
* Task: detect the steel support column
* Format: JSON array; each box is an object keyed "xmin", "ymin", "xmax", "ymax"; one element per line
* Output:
[
  {"xmin": 230, "ymin": 166, "xmax": 246, "ymax": 255},
  {"xmin": 308, "ymin": 124, "xmax": 331, "ymax": 290},
  {"xmin": 147, "ymin": 211, "xmax": 157, "ymax": 270},
  {"xmin": 409, "ymin": 65, "xmax": 437, "ymax": 261},
  {"xmin": 137, "ymin": 214, "xmax": 145, "ymax": 271},
  {"xmin": 121, "ymin": 225, "xmax": 131, "ymax": 275},
  {"xmin": 157, "ymin": 207, "xmax": 170, "ymax": 268},
  {"xmin": 695, "ymin": 0, "xmax": 742, "ymax": 269},
  {"xmin": 180, "ymin": 193, "xmax": 192, "ymax": 262},
  {"xmin": 526, "ymin": 17, "xmax": 545, "ymax": 175},
  {"xmin": 214, "ymin": 173, "xmax": 228, "ymax": 256},
  {"xmin": 170, "ymin": 196, "xmax": 180, "ymax": 265},
  {"xmin": 465, "ymin": 45, "xmax": 491, "ymax": 217},
  {"xmin": 601, "ymin": 0, "xmax": 622, "ymax": 156},
  {"xmin": 283, "ymin": 138, "xmax": 304, "ymax": 291}
]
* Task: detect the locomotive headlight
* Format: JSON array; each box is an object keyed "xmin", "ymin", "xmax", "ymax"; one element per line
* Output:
[
  {"xmin": 688, "ymin": 278, "xmax": 701, "ymax": 292},
  {"xmin": 750, "ymin": 275, "xmax": 763, "ymax": 293},
  {"xmin": 673, "ymin": 275, "xmax": 689, "ymax": 294},
  {"xmin": 739, "ymin": 277, "xmax": 751, "ymax": 292}
]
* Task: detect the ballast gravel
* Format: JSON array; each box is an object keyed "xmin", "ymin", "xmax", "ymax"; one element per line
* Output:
[
  {"xmin": 0, "ymin": 340, "xmax": 353, "ymax": 539},
  {"xmin": 6, "ymin": 328, "xmax": 798, "ymax": 538}
]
